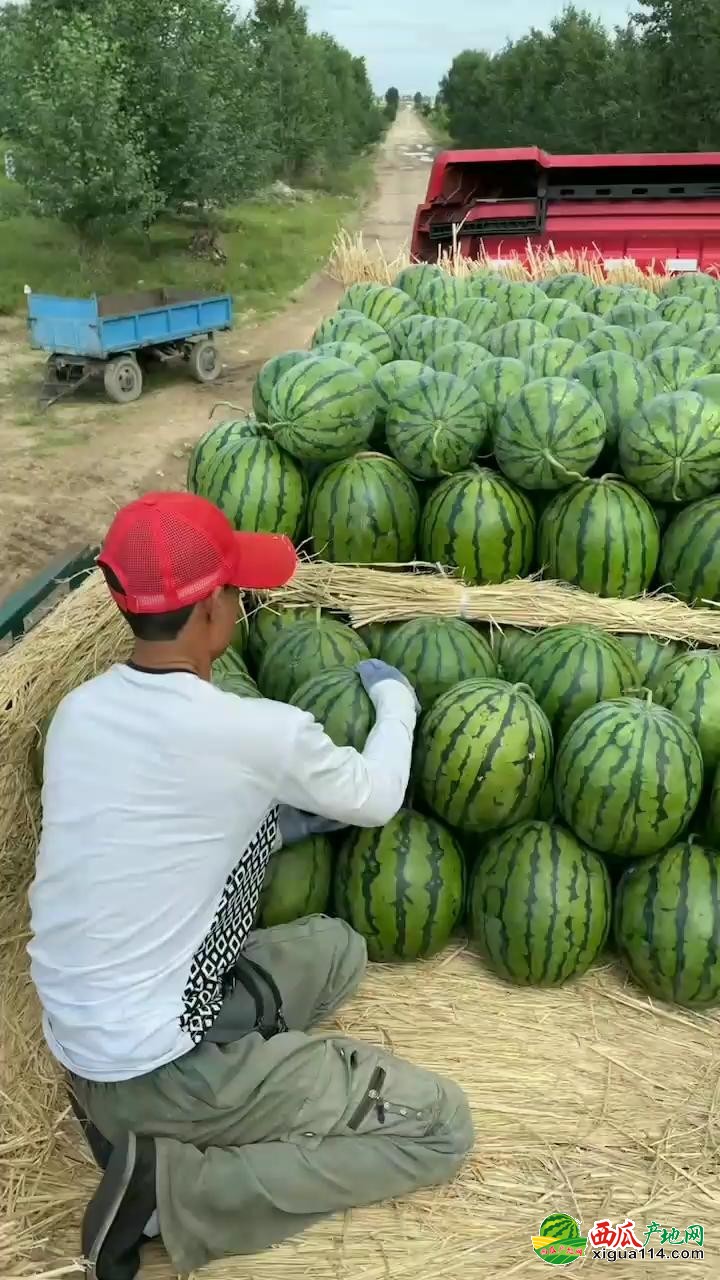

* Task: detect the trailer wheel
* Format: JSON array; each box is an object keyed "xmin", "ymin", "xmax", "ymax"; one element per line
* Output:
[
  {"xmin": 188, "ymin": 339, "xmax": 221, "ymax": 383},
  {"xmin": 104, "ymin": 357, "xmax": 143, "ymax": 403}
]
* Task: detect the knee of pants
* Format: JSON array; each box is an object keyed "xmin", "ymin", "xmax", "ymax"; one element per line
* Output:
[
  {"xmin": 436, "ymin": 1077, "xmax": 475, "ymax": 1158},
  {"xmin": 326, "ymin": 917, "xmax": 368, "ymax": 978}
]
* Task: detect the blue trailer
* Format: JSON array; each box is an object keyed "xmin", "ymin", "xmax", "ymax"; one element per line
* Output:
[{"xmin": 26, "ymin": 286, "xmax": 233, "ymax": 404}]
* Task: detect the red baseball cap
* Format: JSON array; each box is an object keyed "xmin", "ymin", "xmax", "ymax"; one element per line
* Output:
[{"xmin": 98, "ymin": 491, "xmax": 297, "ymax": 614}]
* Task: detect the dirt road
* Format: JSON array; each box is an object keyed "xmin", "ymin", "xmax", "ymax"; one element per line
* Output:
[{"xmin": 0, "ymin": 109, "xmax": 434, "ymax": 596}]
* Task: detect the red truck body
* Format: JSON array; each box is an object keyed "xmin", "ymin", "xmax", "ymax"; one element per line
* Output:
[{"xmin": 411, "ymin": 147, "xmax": 720, "ymax": 274}]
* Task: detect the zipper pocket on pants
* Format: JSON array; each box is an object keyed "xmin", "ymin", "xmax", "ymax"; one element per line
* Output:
[{"xmin": 347, "ymin": 1065, "xmax": 387, "ymax": 1131}]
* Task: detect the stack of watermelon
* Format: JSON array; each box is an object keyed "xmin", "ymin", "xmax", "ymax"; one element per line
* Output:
[{"xmin": 183, "ymin": 263, "xmax": 720, "ymax": 1009}]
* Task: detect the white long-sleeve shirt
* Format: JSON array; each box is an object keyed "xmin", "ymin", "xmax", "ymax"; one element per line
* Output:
[{"xmin": 28, "ymin": 663, "xmax": 416, "ymax": 1082}]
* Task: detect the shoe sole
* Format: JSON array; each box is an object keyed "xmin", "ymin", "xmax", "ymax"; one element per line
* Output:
[{"xmin": 84, "ymin": 1131, "xmax": 137, "ymax": 1279}]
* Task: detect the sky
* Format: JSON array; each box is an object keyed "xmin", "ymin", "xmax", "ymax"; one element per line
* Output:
[{"xmin": 280, "ymin": 0, "xmax": 635, "ymax": 95}]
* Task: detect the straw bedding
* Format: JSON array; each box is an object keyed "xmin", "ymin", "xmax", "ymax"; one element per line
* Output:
[{"xmin": 2, "ymin": 572, "xmax": 720, "ymax": 1280}]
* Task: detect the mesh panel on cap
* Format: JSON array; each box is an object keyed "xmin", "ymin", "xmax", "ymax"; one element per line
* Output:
[{"xmin": 118, "ymin": 506, "xmax": 225, "ymax": 609}]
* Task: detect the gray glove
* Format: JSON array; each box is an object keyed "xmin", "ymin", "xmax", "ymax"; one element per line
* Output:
[
  {"xmin": 277, "ymin": 805, "xmax": 346, "ymax": 846},
  {"xmin": 356, "ymin": 658, "xmax": 421, "ymax": 713}
]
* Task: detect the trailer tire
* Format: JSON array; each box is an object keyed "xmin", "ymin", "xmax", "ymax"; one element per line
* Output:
[
  {"xmin": 104, "ymin": 357, "xmax": 143, "ymax": 404},
  {"xmin": 188, "ymin": 339, "xmax": 221, "ymax": 383}
]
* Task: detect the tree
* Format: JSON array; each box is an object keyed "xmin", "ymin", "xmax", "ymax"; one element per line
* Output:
[
  {"xmin": 384, "ymin": 86, "xmax": 400, "ymax": 122},
  {"xmin": 413, "ymin": 91, "xmax": 424, "ymax": 109}
]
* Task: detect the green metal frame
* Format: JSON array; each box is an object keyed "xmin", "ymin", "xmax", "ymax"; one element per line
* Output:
[{"xmin": 0, "ymin": 545, "xmax": 97, "ymax": 645}]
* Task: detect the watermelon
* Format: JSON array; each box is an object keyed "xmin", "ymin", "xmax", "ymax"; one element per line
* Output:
[
  {"xmin": 449, "ymin": 296, "xmax": 499, "ymax": 340},
  {"xmin": 387, "ymin": 314, "xmax": 435, "ymax": 359},
  {"xmin": 485, "ymin": 319, "xmax": 551, "ymax": 358},
  {"xmin": 635, "ymin": 320, "xmax": 688, "ymax": 356},
  {"xmin": 380, "ymin": 617, "xmax": 497, "ymax": 709},
  {"xmin": 334, "ymin": 808, "xmax": 465, "ymax": 961},
  {"xmin": 659, "ymin": 496, "xmax": 720, "ymax": 603},
  {"xmin": 555, "ymin": 312, "xmax": 603, "ymax": 342},
  {"xmin": 526, "ymin": 297, "xmax": 584, "ymax": 329},
  {"xmin": 603, "ymin": 302, "xmax": 658, "ymax": 329},
  {"xmin": 585, "ymin": 284, "xmax": 630, "ymax": 315},
  {"xmin": 372, "ymin": 358, "xmax": 430, "ymax": 429},
  {"xmin": 307, "ymin": 452, "xmax": 419, "ymax": 563},
  {"xmin": 495, "ymin": 377, "xmax": 606, "ymax": 490},
  {"xmin": 187, "ymin": 415, "xmax": 256, "ymax": 491},
  {"xmin": 491, "ymin": 280, "xmax": 545, "ymax": 323},
  {"xmin": 416, "ymin": 678, "xmax": 553, "ymax": 833},
  {"xmin": 643, "ymin": 345, "xmax": 713, "ymax": 392},
  {"xmin": 512, "ymin": 624, "xmax": 640, "ymax": 739},
  {"xmin": 416, "ymin": 275, "xmax": 471, "ymax": 317},
  {"xmin": 267, "ymin": 357, "xmax": 375, "ymax": 462},
  {"xmin": 468, "ymin": 820, "xmax": 611, "ymax": 985},
  {"xmin": 246, "ymin": 605, "xmax": 318, "ymax": 668},
  {"xmin": 538, "ymin": 477, "xmax": 660, "ymax": 597},
  {"xmin": 339, "ymin": 283, "xmax": 419, "ymax": 331},
  {"xmin": 470, "ymin": 357, "xmax": 527, "ymax": 434},
  {"xmin": 393, "ymin": 263, "xmax": 445, "ymax": 300},
  {"xmin": 258, "ymin": 835, "xmax": 333, "ymax": 927},
  {"xmin": 426, "ymin": 341, "xmax": 489, "ymax": 378},
  {"xmin": 541, "ymin": 273, "xmax": 596, "ymax": 306},
  {"xmin": 311, "ymin": 310, "xmax": 394, "ymax": 363},
  {"xmin": 684, "ymin": 325, "xmax": 720, "ymax": 365},
  {"xmin": 688, "ymin": 372, "xmax": 720, "ymax": 405},
  {"xmin": 357, "ymin": 621, "xmax": 400, "ymax": 658},
  {"xmin": 555, "ymin": 697, "xmax": 703, "ymax": 857},
  {"xmin": 491, "ymin": 625, "xmax": 537, "ymax": 681},
  {"xmin": 622, "ymin": 284, "xmax": 660, "ymax": 310},
  {"xmin": 573, "ymin": 351, "xmax": 657, "ymax": 447},
  {"xmin": 211, "ymin": 650, "xmax": 261, "ymax": 700},
  {"xmin": 656, "ymin": 295, "xmax": 707, "ymax": 334},
  {"xmin": 193, "ymin": 424, "xmax": 307, "ymax": 539},
  {"xmin": 662, "ymin": 272, "xmax": 720, "ymax": 308},
  {"xmin": 385, "ymin": 371, "xmax": 488, "ymax": 479},
  {"xmin": 229, "ymin": 606, "xmax": 249, "ymax": 657},
  {"xmin": 616, "ymin": 634, "xmax": 683, "ymax": 691},
  {"xmin": 615, "ymin": 841, "xmax": 720, "ymax": 1007},
  {"xmin": 257, "ymin": 618, "xmax": 369, "ymax": 702},
  {"xmin": 402, "ymin": 316, "xmax": 472, "ymax": 362},
  {"xmin": 707, "ymin": 767, "xmax": 720, "ymax": 845},
  {"xmin": 580, "ymin": 326, "xmax": 642, "ymax": 359},
  {"xmin": 654, "ymin": 651, "xmax": 720, "ymax": 770},
  {"xmin": 290, "ymin": 666, "xmax": 374, "ymax": 750},
  {"xmin": 521, "ymin": 337, "xmax": 585, "ymax": 379},
  {"xmin": 618, "ymin": 390, "xmax": 720, "ymax": 503},
  {"xmin": 251, "ymin": 352, "xmax": 311, "ymax": 422},
  {"xmin": 420, "ymin": 466, "xmax": 535, "ymax": 583},
  {"xmin": 311, "ymin": 341, "xmax": 381, "ymax": 379}
]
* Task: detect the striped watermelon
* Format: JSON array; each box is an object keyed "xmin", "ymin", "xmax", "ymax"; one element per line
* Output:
[
  {"xmin": 662, "ymin": 271, "xmax": 720, "ymax": 307},
  {"xmin": 311, "ymin": 341, "xmax": 381, "ymax": 379},
  {"xmin": 635, "ymin": 320, "xmax": 688, "ymax": 356},
  {"xmin": 420, "ymin": 466, "xmax": 535, "ymax": 583},
  {"xmin": 290, "ymin": 666, "xmax": 374, "ymax": 750},
  {"xmin": 707, "ymin": 767, "xmax": 720, "ymax": 845},
  {"xmin": 541, "ymin": 273, "xmax": 596, "ymax": 306},
  {"xmin": 252, "ymin": 352, "xmax": 312, "ymax": 422},
  {"xmin": 617, "ymin": 634, "xmax": 683, "ymax": 690},
  {"xmin": 333, "ymin": 808, "xmax": 465, "ymax": 961},
  {"xmin": 257, "ymin": 618, "xmax": 369, "ymax": 703},
  {"xmin": 426, "ymin": 341, "xmax": 490, "ymax": 378},
  {"xmin": 470, "ymin": 357, "xmax": 527, "ymax": 434},
  {"xmin": 685, "ymin": 326, "xmax": 720, "ymax": 365},
  {"xmin": 521, "ymin": 338, "xmax": 585, "ymax": 379},
  {"xmin": 416, "ymin": 275, "xmax": 472, "ymax": 317},
  {"xmin": 449, "ymin": 296, "xmax": 499, "ymax": 340},
  {"xmin": 393, "ymin": 263, "xmax": 444, "ymax": 300},
  {"xmin": 357, "ymin": 620, "xmax": 401, "ymax": 657},
  {"xmin": 619, "ymin": 390, "xmax": 720, "ymax": 503},
  {"xmin": 491, "ymin": 625, "xmax": 537, "ymax": 681},
  {"xmin": 387, "ymin": 314, "xmax": 435, "ymax": 359},
  {"xmin": 574, "ymin": 351, "xmax": 657, "ymax": 447},
  {"xmin": 192, "ymin": 425, "xmax": 307, "ymax": 539},
  {"xmin": 187, "ymin": 415, "xmax": 256, "ymax": 491},
  {"xmin": 495, "ymin": 377, "xmax": 606, "ymax": 490},
  {"xmin": 380, "ymin": 617, "xmax": 497, "ymax": 709},
  {"xmin": 491, "ymin": 281, "xmax": 545, "ymax": 323},
  {"xmin": 643, "ymin": 345, "xmax": 713, "ymax": 392},
  {"xmin": 555, "ymin": 311, "xmax": 603, "ymax": 342},
  {"xmin": 402, "ymin": 316, "xmax": 472, "ymax": 362},
  {"xmin": 555, "ymin": 697, "xmax": 703, "ymax": 857},
  {"xmin": 688, "ymin": 372, "xmax": 720, "ymax": 405},
  {"xmin": 311, "ymin": 310, "xmax": 393, "ymax": 364},
  {"xmin": 307, "ymin": 452, "xmax": 419, "ymax": 562},
  {"xmin": 267, "ymin": 356, "xmax": 375, "ymax": 462},
  {"xmin": 258, "ymin": 835, "xmax": 332, "ymax": 927},
  {"xmin": 656, "ymin": 295, "xmax": 706, "ymax": 334},
  {"xmin": 659, "ymin": 496, "xmax": 720, "ymax": 603},
  {"xmin": 373, "ymin": 359, "xmax": 430, "ymax": 429},
  {"xmin": 339, "ymin": 283, "xmax": 419, "ymax": 331},
  {"xmin": 512, "ymin": 624, "xmax": 640, "ymax": 739},
  {"xmin": 247, "ymin": 605, "xmax": 319, "ymax": 669},
  {"xmin": 385, "ymin": 371, "xmax": 488, "ymax": 479},
  {"xmin": 526, "ymin": 297, "xmax": 584, "ymax": 329},
  {"xmin": 485, "ymin": 319, "xmax": 551, "ymax": 358},
  {"xmin": 211, "ymin": 648, "xmax": 260, "ymax": 699},
  {"xmin": 538, "ymin": 478, "xmax": 659, "ymax": 597},
  {"xmin": 580, "ymin": 326, "xmax": 642, "ymax": 359},
  {"xmin": 469, "ymin": 272, "xmax": 510, "ymax": 300},
  {"xmin": 615, "ymin": 842, "xmax": 720, "ymax": 1007},
  {"xmin": 623, "ymin": 284, "xmax": 660, "ymax": 310},
  {"xmin": 417, "ymin": 678, "xmax": 553, "ymax": 833},
  {"xmin": 604, "ymin": 302, "xmax": 658, "ymax": 329},
  {"xmin": 585, "ymin": 283, "xmax": 629, "ymax": 315},
  {"xmin": 654, "ymin": 651, "xmax": 720, "ymax": 769},
  {"xmin": 468, "ymin": 820, "xmax": 611, "ymax": 985}
]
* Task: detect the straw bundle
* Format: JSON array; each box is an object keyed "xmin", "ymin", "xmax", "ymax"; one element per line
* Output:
[{"xmin": 329, "ymin": 230, "xmax": 668, "ymax": 291}]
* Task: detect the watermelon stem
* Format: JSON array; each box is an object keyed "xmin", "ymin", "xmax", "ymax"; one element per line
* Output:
[
  {"xmin": 672, "ymin": 457, "xmax": 683, "ymax": 503},
  {"xmin": 542, "ymin": 451, "xmax": 586, "ymax": 484}
]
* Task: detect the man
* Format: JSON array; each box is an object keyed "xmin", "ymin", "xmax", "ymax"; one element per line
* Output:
[{"xmin": 28, "ymin": 491, "xmax": 473, "ymax": 1280}]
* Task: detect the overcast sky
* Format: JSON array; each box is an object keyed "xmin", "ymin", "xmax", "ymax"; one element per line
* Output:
[{"xmin": 289, "ymin": 1, "xmax": 635, "ymax": 94}]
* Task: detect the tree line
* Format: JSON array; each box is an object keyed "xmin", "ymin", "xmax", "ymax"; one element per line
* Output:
[
  {"xmin": 436, "ymin": 1, "xmax": 720, "ymax": 153},
  {"xmin": 0, "ymin": 0, "xmax": 385, "ymax": 233}
]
